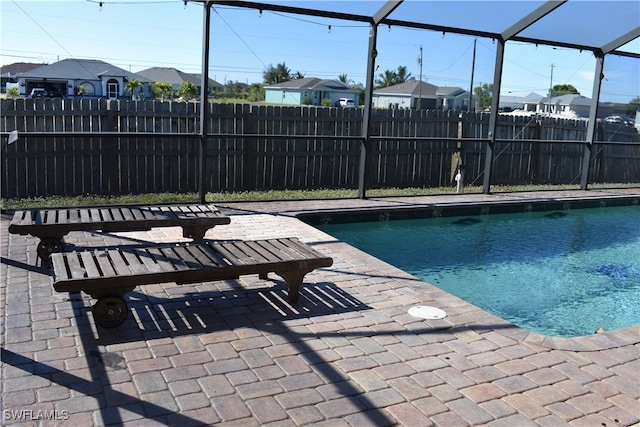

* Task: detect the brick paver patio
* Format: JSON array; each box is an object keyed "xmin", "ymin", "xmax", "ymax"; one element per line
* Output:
[{"xmin": 1, "ymin": 189, "xmax": 639, "ymax": 426}]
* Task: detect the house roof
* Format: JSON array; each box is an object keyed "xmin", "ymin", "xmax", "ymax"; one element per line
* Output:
[
  {"xmin": 552, "ymin": 94, "xmax": 592, "ymax": 106},
  {"xmin": 523, "ymin": 92, "xmax": 545, "ymax": 102},
  {"xmin": 18, "ymin": 58, "xmax": 150, "ymax": 82},
  {"xmin": 136, "ymin": 67, "xmax": 222, "ymax": 88},
  {"xmin": 266, "ymin": 78, "xmax": 355, "ymax": 92},
  {"xmin": 373, "ymin": 81, "xmax": 438, "ymax": 97},
  {"xmin": 436, "ymin": 86, "xmax": 467, "ymax": 97},
  {"xmin": 501, "ymin": 92, "xmax": 545, "ymax": 104},
  {"xmin": 0, "ymin": 62, "xmax": 45, "ymax": 78},
  {"xmin": 537, "ymin": 93, "xmax": 592, "ymax": 106}
]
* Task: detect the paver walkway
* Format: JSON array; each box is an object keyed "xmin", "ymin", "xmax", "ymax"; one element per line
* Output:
[{"xmin": 1, "ymin": 189, "xmax": 639, "ymax": 426}]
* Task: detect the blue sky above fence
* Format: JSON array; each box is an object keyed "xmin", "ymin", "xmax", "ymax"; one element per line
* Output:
[{"xmin": 1, "ymin": 0, "xmax": 638, "ymax": 104}]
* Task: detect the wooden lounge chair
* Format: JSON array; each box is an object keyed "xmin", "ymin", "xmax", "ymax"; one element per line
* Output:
[
  {"xmin": 9, "ymin": 204, "xmax": 231, "ymax": 261},
  {"xmin": 51, "ymin": 237, "xmax": 333, "ymax": 328}
]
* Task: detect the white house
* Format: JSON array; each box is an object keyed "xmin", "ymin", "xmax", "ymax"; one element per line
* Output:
[
  {"xmin": 435, "ymin": 86, "xmax": 471, "ymax": 110},
  {"xmin": 16, "ymin": 58, "xmax": 151, "ymax": 99},
  {"xmin": 372, "ymin": 81, "xmax": 471, "ymax": 110},
  {"xmin": 265, "ymin": 78, "xmax": 359, "ymax": 106},
  {"xmin": 533, "ymin": 93, "xmax": 593, "ymax": 117},
  {"xmin": 372, "ymin": 81, "xmax": 438, "ymax": 109},
  {"xmin": 499, "ymin": 92, "xmax": 544, "ymax": 111}
]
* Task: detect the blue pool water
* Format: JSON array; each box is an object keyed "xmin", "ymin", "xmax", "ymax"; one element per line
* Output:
[{"xmin": 318, "ymin": 205, "xmax": 640, "ymax": 337}]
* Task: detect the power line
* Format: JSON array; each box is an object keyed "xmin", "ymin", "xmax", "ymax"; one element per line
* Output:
[
  {"xmin": 212, "ymin": 7, "xmax": 268, "ymax": 71},
  {"xmin": 10, "ymin": 0, "xmax": 99, "ymax": 77}
]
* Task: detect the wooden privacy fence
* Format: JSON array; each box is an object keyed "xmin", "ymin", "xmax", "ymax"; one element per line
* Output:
[{"xmin": 1, "ymin": 99, "xmax": 639, "ymax": 198}]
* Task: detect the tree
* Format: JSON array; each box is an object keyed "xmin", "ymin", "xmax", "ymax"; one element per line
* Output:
[
  {"xmin": 375, "ymin": 69, "xmax": 398, "ymax": 88},
  {"xmin": 5, "ymin": 87, "xmax": 20, "ymax": 99},
  {"xmin": 551, "ymin": 84, "xmax": 579, "ymax": 97},
  {"xmin": 292, "ymin": 71, "xmax": 305, "ymax": 80},
  {"xmin": 232, "ymin": 81, "xmax": 248, "ymax": 96},
  {"xmin": 375, "ymin": 66, "xmax": 414, "ymax": 88},
  {"xmin": 339, "ymin": 73, "xmax": 356, "ymax": 85},
  {"xmin": 125, "ymin": 78, "xmax": 142, "ymax": 100},
  {"xmin": 395, "ymin": 66, "xmax": 413, "ymax": 84},
  {"xmin": 176, "ymin": 80, "xmax": 198, "ymax": 102},
  {"xmin": 78, "ymin": 85, "xmax": 87, "ymax": 97},
  {"xmin": 474, "ymin": 83, "xmax": 493, "ymax": 110},
  {"xmin": 263, "ymin": 62, "xmax": 292, "ymax": 84},
  {"xmin": 247, "ymin": 83, "xmax": 265, "ymax": 102},
  {"xmin": 152, "ymin": 82, "xmax": 174, "ymax": 102}
]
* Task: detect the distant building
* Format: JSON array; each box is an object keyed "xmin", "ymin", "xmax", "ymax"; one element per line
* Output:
[
  {"xmin": 372, "ymin": 81, "xmax": 438, "ymax": 109},
  {"xmin": 15, "ymin": 58, "xmax": 151, "ymax": 99},
  {"xmin": 136, "ymin": 67, "xmax": 223, "ymax": 96},
  {"xmin": 537, "ymin": 94, "xmax": 592, "ymax": 117},
  {"xmin": 265, "ymin": 78, "xmax": 359, "ymax": 106},
  {"xmin": 435, "ymin": 86, "xmax": 470, "ymax": 110},
  {"xmin": 372, "ymin": 81, "xmax": 471, "ymax": 110},
  {"xmin": 499, "ymin": 92, "xmax": 544, "ymax": 111},
  {"xmin": 499, "ymin": 92, "xmax": 631, "ymax": 120},
  {"xmin": 1, "ymin": 62, "xmax": 44, "ymax": 93}
]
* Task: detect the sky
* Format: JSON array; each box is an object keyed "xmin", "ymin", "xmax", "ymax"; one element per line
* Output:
[{"xmin": 1, "ymin": 0, "xmax": 638, "ymax": 104}]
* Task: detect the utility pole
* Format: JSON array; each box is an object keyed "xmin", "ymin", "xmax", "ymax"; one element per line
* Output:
[{"xmin": 547, "ymin": 63, "xmax": 555, "ymax": 115}]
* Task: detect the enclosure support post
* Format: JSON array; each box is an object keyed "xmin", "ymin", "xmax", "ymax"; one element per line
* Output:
[
  {"xmin": 358, "ymin": 1, "xmax": 403, "ymax": 199},
  {"xmin": 482, "ymin": 37, "xmax": 505, "ymax": 194},
  {"xmin": 482, "ymin": 0, "xmax": 566, "ymax": 194},
  {"xmin": 358, "ymin": 23, "xmax": 379, "ymax": 199},
  {"xmin": 580, "ymin": 52, "xmax": 605, "ymax": 190},
  {"xmin": 199, "ymin": 2, "xmax": 212, "ymax": 204}
]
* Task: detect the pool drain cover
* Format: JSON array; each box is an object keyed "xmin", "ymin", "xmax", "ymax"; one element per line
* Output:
[{"xmin": 409, "ymin": 305, "xmax": 447, "ymax": 320}]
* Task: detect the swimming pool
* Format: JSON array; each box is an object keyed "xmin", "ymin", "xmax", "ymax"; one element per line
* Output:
[{"xmin": 317, "ymin": 204, "xmax": 640, "ymax": 337}]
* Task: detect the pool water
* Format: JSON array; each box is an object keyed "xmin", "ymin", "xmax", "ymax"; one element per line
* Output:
[{"xmin": 318, "ymin": 205, "xmax": 640, "ymax": 337}]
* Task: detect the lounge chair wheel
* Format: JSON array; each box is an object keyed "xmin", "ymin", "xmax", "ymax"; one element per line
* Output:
[
  {"xmin": 93, "ymin": 296, "xmax": 129, "ymax": 328},
  {"xmin": 37, "ymin": 237, "xmax": 64, "ymax": 261}
]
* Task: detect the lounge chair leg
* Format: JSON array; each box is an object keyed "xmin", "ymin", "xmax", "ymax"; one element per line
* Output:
[
  {"xmin": 182, "ymin": 226, "xmax": 207, "ymax": 243},
  {"xmin": 276, "ymin": 271, "xmax": 308, "ymax": 303}
]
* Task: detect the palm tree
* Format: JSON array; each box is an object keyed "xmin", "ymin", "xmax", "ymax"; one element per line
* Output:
[
  {"xmin": 395, "ymin": 66, "xmax": 413, "ymax": 84},
  {"xmin": 125, "ymin": 78, "xmax": 142, "ymax": 100},
  {"xmin": 6, "ymin": 87, "xmax": 20, "ymax": 99},
  {"xmin": 375, "ymin": 69, "xmax": 398, "ymax": 88},
  {"xmin": 263, "ymin": 62, "xmax": 292, "ymax": 84},
  {"xmin": 375, "ymin": 66, "xmax": 414, "ymax": 88}
]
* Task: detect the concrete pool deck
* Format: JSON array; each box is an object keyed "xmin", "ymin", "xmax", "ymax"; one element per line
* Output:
[{"xmin": 1, "ymin": 189, "xmax": 639, "ymax": 426}]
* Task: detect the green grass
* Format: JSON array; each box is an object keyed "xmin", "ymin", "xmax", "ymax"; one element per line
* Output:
[{"xmin": 2, "ymin": 183, "xmax": 638, "ymax": 210}]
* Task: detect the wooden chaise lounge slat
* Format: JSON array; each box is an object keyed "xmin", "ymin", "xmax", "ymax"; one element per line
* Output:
[
  {"xmin": 9, "ymin": 204, "xmax": 231, "ymax": 261},
  {"xmin": 51, "ymin": 238, "xmax": 333, "ymax": 327}
]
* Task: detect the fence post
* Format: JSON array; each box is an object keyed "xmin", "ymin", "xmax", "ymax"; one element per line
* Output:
[
  {"xmin": 532, "ymin": 119, "xmax": 542, "ymax": 184},
  {"xmin": 104, "ymin": 99, "xmax": 115, "ymax": 132},
  {"xmin": 245, "ymin": 104, "xmax": 258, "ymax": 190},
  {"xmin": 451, "ymin": 111, "xmax": 465, "ymax": 192}
]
